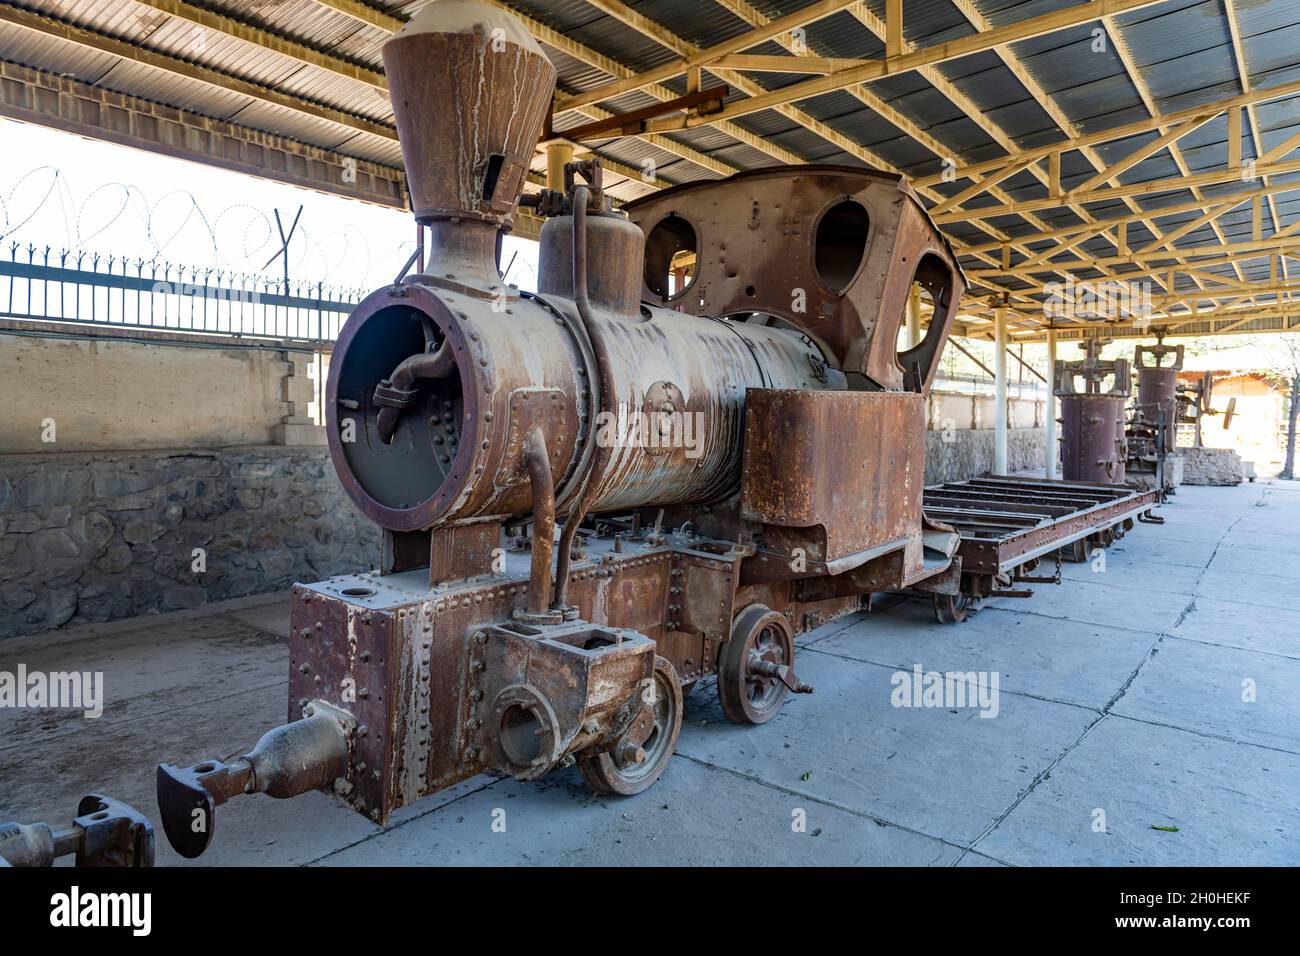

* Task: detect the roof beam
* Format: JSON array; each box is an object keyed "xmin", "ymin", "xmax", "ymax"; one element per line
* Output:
[
  {"xmin": 485, "ymin": 2, "xmax": 778, "ymax": 173},
  {"xmin": 308, "ymin": 0, "xmax": 747, "ymax": 181},
  {"xmin": 705, "ymin": 54, "xmax": 871, "ymax": 75},
  {"xmin": 960, "ymin": 182, "xmax": 1300, "ymax": 256},
  {"xmin": 928, "ymin": 158, "xmax": 1038, "ymax": 217},
  {"xmin": 968, "ymin": 240, "xmax": 1300, "ymax": 279},
  {"xmin": 1136, "ymin": 200, "xmax": 1245, "ymax": 255},
  {"xmin": 912, "ymin": 78, "xmax": 1300, "ymax": 189},
  {"xmin": 822, "ymin": 3, "xmax": 1137, "ymax": 298},
  {"xmin": 307, "ymin": 0, "xmax": 402, "ymax": 33},
  {"xmin": 1223, "ymin": 0, "xmax": 1285, "ymax": 239},
  {"xmin": 935, "ymin": 156, "xmax": 1300, "ymax": 224},
  {"xmin": 1100, "ymin": 19, "xmax": 1250, "ymax": 292},
  {"xmin": 1011, "ymin": 310, "xmax": 1300, "ymax": 341},
  {"xmin": 635, "ymin": 0, "xmax": 1169, "ymax": 130},
  {"xmin": 1067, "ymin": 113, "xmax": 1218, "ymax": 195},
  {"xmin": 130, "ymin": 0, "xmax": 387, "ymax": 91},
  {"xmin": 556, "ymin": 0, "xmax": 859, "ymax": 113},
  {"xmin": 885, "ymin": 0, "xmax": 903, "ymax": 58},
  {"xmin": 944, "ymin": 0, "xmax": 1224, "ymax": 297}
]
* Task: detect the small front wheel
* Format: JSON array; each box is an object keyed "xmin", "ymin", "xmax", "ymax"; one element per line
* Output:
[{"xmin": 578, "ymin": 655, "xmax": 682, "ymax": 796}]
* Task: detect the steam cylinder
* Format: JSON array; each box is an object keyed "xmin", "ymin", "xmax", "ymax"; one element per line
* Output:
[
  {"xmin": 1136, "ymin": 366, "xmax": 1178, "ymax": 453},
  {"xmin": 1059, "ymin": 394, "xmax": 1127, "ymax": 483}
]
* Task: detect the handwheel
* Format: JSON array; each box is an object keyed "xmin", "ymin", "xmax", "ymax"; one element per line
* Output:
[
  {"xmin": 933, "ymin": 592, "xmax": 972, "ymax": 624},
  {"xmin": 718, "ymin": 605, "xmax": 797, "ymax": 725},
  {"xmin": 578, "ymin": 655, "xmax": 682, "ymax": 796}
]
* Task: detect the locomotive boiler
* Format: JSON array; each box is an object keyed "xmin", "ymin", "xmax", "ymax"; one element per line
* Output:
[{"xmin": 154, "ymin": 0, "xmax": 968, "ymax": 858}]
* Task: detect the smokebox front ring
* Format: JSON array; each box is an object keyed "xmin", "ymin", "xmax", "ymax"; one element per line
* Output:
[{"xmin": 326, "ymin": 283, "xmax": 483, "ymax": 531}]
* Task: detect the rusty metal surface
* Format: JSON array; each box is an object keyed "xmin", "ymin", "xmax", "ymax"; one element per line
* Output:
[
  {"xmin": 622, "ymin": 165, "xmax": 966, "ymax": 395},
  {"xmin": 1054, "ymin": 339, "xmax": 1130, "ymax": 484},
  {"xmin": 1133, "ymin": 338, "xmax": 1184, "ymax": 455},
  {"xmin": 326, "ymin": 282, "xmax": 590, "ymax": 533},
  {"xmin": 327, "ymin": 278, "xmax": 832, "ymax": 536},
  {"xmin": 381, "ymin": 1, "xmax": 553, "ymax": 228},
  {"xmin": 740, "ymin": 389, "xmax": 926, "ymax": 578},
  {"xmin": 1, "ymin": 795, "xmax": 154, "ymax": 868},
  {"xmin": 1059, "ymin": 395, "xmax": 1128, "ymax": 483},
  {"xmin": 925, "ymin": 477, "xmax": 1160, "ymax": 577}
]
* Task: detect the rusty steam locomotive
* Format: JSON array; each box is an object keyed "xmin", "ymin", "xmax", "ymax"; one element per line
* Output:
[{"xmin": 140, "ymin": 0, "xmax": 1158, "ymax": 861}]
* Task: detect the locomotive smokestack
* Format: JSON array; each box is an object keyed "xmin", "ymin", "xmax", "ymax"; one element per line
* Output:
[{"xmin": 382, "ymin": 0, "xmax": 555, "ymax": 286}]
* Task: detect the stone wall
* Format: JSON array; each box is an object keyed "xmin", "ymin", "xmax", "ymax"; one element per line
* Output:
[
  {"xmin": 0, "ymin": 447, "xmax": 379, "ymax": 638},
  {"xmin": 1180, "ymin": 446, "xmax": 1246, "ymax": 486},
  {"xmin": 925, "ymin": 427, "xmax": 1048, "ymax": 485}
]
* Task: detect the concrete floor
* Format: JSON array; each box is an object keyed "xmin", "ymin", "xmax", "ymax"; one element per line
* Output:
[{"xmin": 2, "ymin": 479, "xmax": 1298, "ymax": 866}]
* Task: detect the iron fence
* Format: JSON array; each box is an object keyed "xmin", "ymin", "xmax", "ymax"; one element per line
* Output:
[{"xmin": 0, "ymin": 242, "xmax": 363, "ymax": 341}]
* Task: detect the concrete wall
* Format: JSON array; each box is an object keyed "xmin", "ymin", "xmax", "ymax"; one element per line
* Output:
[
  {"xmin": 0, "ymin": 447, "xmax": 379, "ymax": 638},
  {"xmin": 929, "ymin": 388, "xmax": 1043, "ymax": 431},
  {"xmin": 0, "ymin": 322, "xmax": 323, "ymax": 453}
]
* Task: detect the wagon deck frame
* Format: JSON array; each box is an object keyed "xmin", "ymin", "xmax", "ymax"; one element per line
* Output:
[{"xmin": 925, "ymin": 477, "xmax": 1161, "ymax": 576}]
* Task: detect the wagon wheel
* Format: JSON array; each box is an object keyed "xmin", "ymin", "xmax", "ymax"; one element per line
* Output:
[
  {"xmin": 1062, "ymin": 537, "xmax": 1089, "ymax": 563},
  {"xmin": 933, "ymin": 592, "xmax": 973, "ymax": 624},
  {"xmin": 718, "ymin": 605, "xmax": 798, "ymax": 725},
  {"xmin": 578, "ymin": 655, "xmax": 682, "ymax": 796}
]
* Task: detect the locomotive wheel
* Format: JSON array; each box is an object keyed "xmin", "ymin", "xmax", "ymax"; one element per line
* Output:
[
  {"xmin": 933, "ymin": 592, "xmax": 973, "ymax": 624},
  {"xmin": 578, "ymin": 655, "xmax": 682, "ymax": 796},
  {"xmin": 718, "ymin": 605, "xmax": 795, "ymax": 725}
]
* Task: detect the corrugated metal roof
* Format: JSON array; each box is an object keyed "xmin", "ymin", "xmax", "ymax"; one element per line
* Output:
[{"xmin": 1, "ymin": 0, "xmax": 1297, "ymax": 330}]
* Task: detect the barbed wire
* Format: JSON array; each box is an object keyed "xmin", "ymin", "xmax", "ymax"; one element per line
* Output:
[{"xmin": 0, "ymin": 165, "xmax": 415, "ymax": 290}]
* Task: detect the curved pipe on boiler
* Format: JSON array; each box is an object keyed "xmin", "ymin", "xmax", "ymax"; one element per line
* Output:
[
  {"xmin": 524, "ymin": 426, "xmax": 556, "ymax": 617},
  {"xmin": 375, "ymin": 339, "xmax": 456, "ymax": 444},
  {"xmin": 553, "ymin": 186, "xmax": 613, "ymax": 611}
]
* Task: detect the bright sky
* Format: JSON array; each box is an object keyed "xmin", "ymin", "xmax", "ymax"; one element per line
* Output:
[{"xmin": 0, "ymin": 118, "xmax": 541, "ymax": 294}]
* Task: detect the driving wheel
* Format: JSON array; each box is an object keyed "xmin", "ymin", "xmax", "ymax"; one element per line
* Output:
[{"xmin": 578, "ymin": 655, "xmax": 682, "ymax": 796}]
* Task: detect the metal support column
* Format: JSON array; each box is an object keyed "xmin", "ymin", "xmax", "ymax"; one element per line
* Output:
[
  {"xmin": 994, "ymin": 305, "xmax": 1009, "ymax": 475},
  {"xmin": 907, "ymin": 283, "xmax": 922, "ymax": 349},
  {"xmin": 1045, "ymin": 324, "xmax": 1058, "ymax": 479},
  {"xmin": 547, "ymin": 142, "xmax": 574, "ymax": 192}
]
